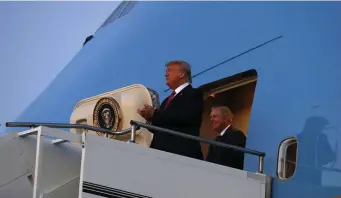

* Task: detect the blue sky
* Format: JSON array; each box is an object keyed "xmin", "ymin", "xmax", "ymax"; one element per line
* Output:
[{"xmin": 0, "ymin": 2, "xmax": 119, "ymax": 133}]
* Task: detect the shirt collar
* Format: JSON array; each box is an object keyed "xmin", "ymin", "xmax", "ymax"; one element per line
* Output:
[
  {"xmin": 174, "ymin": 82, "xmax": 190, "ymax": 96},
  {"xmin": 220, "ymin": 125, "xmax": 230, "ymax": 136}
]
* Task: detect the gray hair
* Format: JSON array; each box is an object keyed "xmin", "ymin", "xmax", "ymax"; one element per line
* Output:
[
  {"xmin": 211, "ymin": 106, "xmax": 234, "ymax": 120},
  {"xmin": 166, "ymin": 60, "xmax": 192, "ymax": 83}
]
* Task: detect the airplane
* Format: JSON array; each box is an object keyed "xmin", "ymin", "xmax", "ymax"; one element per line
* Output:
[{"xmin": 0, "ymin": 1, "xmax": 340, "ymax": 198}]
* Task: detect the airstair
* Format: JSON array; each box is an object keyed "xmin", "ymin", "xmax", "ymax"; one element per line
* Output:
[{"xmin": 0, "ymin": 120, "xmax": 271, "ymax": 198}]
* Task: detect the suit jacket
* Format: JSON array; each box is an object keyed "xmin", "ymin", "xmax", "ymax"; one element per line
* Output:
[
  {"xmin": 150, "ymin": 84, "xmax": 204, "ymax": 160},
  {"xmin": 206, "ymin": 127, "xmax": 246, "ymax": 170}
]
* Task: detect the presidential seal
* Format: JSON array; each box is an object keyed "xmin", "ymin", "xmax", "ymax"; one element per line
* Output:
[{"xmin": 93, "ymin": 97, "xmax": 122, "ymax": 138}]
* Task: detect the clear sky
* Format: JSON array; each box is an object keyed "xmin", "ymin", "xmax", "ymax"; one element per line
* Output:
[{"xmin": 0, "ymin": 1, "xmax": 119, "ymax": 133}]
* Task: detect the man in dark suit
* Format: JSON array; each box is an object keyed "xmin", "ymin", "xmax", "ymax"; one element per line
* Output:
[
  {"xmin": 137, "ymin": 60, "xmax": 204, "ymax": 160},
  {"xmin": 206, "ymin": 106, "xmax": 246, "ymax": 170}
]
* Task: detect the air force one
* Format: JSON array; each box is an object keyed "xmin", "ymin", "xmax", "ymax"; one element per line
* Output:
[{"xmin": 1, "ymin": 1, "xmax": 340, "ymax": 198}]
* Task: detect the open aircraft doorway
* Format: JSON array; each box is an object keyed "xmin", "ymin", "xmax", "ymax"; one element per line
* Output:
[{"xmin": 198, "ymin": 69, "xmax": 258, "ymax": 157}]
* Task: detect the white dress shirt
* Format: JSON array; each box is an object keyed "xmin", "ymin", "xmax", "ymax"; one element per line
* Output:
[
  {"xmin": 220, "ymin": 125, "xmax": 231, "ymax": 136},
  {"xmin": 174, "ymin": 82, "xmax": 190, "ymax": 97}
]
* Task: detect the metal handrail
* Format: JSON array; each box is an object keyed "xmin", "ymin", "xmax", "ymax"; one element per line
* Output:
[
  {"xmin": 5, "ymin": 122, "xmax": 137, "ymax": 136},
  {"xmin": 130, "ymin": 120, "xmax": 265, "ymax": 173},
  {"xmin": 6, "ymin": 121, "xmax": 266, "ymax": 173}
]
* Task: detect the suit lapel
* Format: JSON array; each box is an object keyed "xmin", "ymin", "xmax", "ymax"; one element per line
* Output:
[
  {"xmin": 171, "ymin": 84, "xmax": 191, "ymax": 103},
  {"xmin": 159, "ymin": 98, "xmax": 167, "ymax": 110},
  {"xmin": 224, "ymin": 127, "xmax": 234, "ymax": 136}
]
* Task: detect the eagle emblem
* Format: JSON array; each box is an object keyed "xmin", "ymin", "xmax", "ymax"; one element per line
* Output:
[{"xmin": 93, "ymin": 97, "xmax": 121, "ymax": 138}]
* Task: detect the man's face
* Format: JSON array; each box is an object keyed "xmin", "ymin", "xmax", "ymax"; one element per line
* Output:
[
  {"xmin": 165, "ymin": 64, "xmax": 184, "ymax": 89},
  {"xmin": 210, "ymin": 109, "xmax": 227, "ymax": 132}
]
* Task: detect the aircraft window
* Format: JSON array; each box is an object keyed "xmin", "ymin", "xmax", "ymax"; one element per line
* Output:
[
  {"xmin": 277, "ymin": 137, "xmax": 298, "ymax": 179},
  {"xmin": 83, "ymin": 35, "xmax": 94, "ymax": 46},
  {"xmin": 98, "ymin": 1, "xmax": 137, "ymax": 30},
  {"xmin": 119, "ymin": 1, "xmax": 137, "ymax": 18}
]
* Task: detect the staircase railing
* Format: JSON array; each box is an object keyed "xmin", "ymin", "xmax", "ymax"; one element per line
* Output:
[
  {"xmin": 6, "ymin": 120, "xmax": 266, "ymax": 173},
  {"xmin": 129, "ymin": 120, "xmax": 265, "ymax": 173},
  {"xmin": 5, "ymin": 122, "xmax": 136, "ymax": 137}
]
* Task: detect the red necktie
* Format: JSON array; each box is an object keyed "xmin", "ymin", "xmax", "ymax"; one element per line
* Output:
[{"xmin": 164, "ymin": 91, "xmax": 176, "ymax": 108}]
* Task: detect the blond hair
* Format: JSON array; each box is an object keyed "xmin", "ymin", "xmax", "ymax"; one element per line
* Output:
[{"xmin": 166, "ymin": 60, "xmax": 192, "ymax": 83}]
